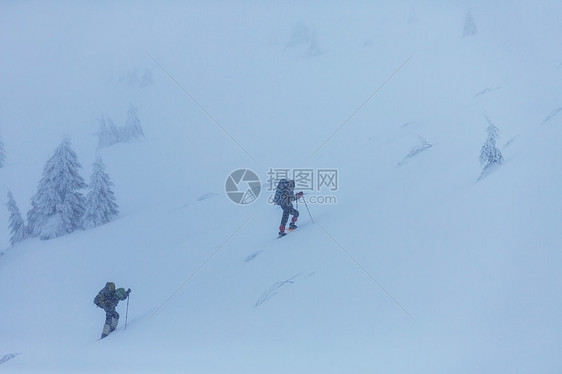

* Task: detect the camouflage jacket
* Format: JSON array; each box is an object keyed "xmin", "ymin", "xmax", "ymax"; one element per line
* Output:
[{"xmin": 94, "ymin": 282, "xmax": 128, "ymax": 310}]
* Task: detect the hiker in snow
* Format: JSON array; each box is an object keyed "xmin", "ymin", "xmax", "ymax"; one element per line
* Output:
[
  {"xmin": 94, "ymin": 282, "xmax": 131, "ymax": 339},
  {"xmin": 273, "ymin": 179, "xmax": 303, "ymax": 236}
]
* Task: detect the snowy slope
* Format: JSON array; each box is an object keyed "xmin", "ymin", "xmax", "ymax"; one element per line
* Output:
[{"xmin": 1, "ymin": 2, "xmax": 561, "ymax": 373}]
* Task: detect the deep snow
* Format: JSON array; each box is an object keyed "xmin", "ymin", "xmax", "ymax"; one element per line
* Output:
[{"xmin": 1, "ymin": 1, "xmax": 561, "ymax": 373}]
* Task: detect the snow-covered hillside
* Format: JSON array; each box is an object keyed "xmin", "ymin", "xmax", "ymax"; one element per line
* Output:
[{"xmin": 1, "ymin": 2, "xmax": 561, "ymax": 373}]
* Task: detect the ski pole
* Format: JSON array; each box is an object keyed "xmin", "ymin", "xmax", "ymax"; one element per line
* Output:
[
  {"xmin": 125, "ymin": 295, "xmax": 130, "ymax": 330},
  {"xmin": 303, "ymin": 196, "xmax": 314, "ymax": 224}
]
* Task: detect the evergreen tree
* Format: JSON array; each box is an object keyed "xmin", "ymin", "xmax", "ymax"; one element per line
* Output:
[
  {"xmin": 97, "ymin": 116, "xmax": 121, "ymax": 149},
  {"xmin": 83, "ymin": 157, "xmax": 119, "ymax": 229},
  {"xmin": 97, "ymin": 117, "xmax": 110, "ymax": 149},
  {"xmin": 97, "ymin": 109, "xmax": 143, "ymax": 149},
  {"xmin": 125, "ymin": 106, "xmax": 144, "ymax": 140},
  {"xmin": 27, "ymin": 138, "xmax": 87, "ymax": 240},
  {"xmin": 108, "ymin": 117, "xmax": 123, "ymax": 143},
  {"xmin": 6, "ymin": 191, "xmax": 26, "ymax": 246},
  {"xmin": 480, "ymin": 114, "xmax": 504, "ymax": 168},
  {"xmin": 0, "ymin": 136, "xmax": 5, "ymax": 168},
  {"xmin": 463, "ymin": 10, "xmax": 478, "ymax": 38},
  {"xmin": 478, "ymin": 113, "xmax": 504, "ymax": 181}
]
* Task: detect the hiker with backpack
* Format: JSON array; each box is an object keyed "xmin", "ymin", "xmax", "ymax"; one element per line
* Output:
[
  {"xmin": 94, "ymin": 282, "xmax": 131, "ymax": 339},
  {"xmin": 273, "ymin": 179, "xmax": 303, "ymax": 237}
]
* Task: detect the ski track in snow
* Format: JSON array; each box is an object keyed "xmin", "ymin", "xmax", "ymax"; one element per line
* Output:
[
  {"xmin": 540, "ymin": 107, "xmax": 562, "ymax": 125},
  {"xmin": 503, "ymin": 135, "xmax": 520, "ymax": 149},
  {"xmin": 0, "ymin": 353, "xmax": 20, "ymax": 365},
  {"xmin": 245, "ymin": 250, "xmax": 263, "ymax": 263},
  {"xmin": 254, "ymin": 274, "xmax": 300, "ymax": 307},
  {"xmin": 197, "ymin": 192, "xmax": 219, "ymax": 201},
  {"xmin": 254, "ymin": 272, "xmax": 316, "ymax": 307},
  {"xmin": 244, "ymin": 223, "xmax": 309, "ymax": 264},
  {"xmin": 170, "ymin": 192, "xmax": 219, "ymax": 212},
  {"xmin": 397, "ymin": 137, "xmax": 433, "ymax": 167},
  {"xmin": 477, "ymin": 162, "xmax": 501, "ymax": 182},
  {"xmin": 473, "ymin": 86, "xmax": 500, "ymax": 99}
]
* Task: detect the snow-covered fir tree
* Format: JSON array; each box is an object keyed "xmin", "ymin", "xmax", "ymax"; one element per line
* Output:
[
  {"xmin": 463, "ymin": 10, "xmax": 478, "ymax": 37},
  {"xmin": 125, "ymin": 106, "xmax": 144, "ymax": 140},
  {"xmin": 6, "ymin": 191, "xmax": 26, "ymax": 246},
  {"xmin": 96, "ymin": 117, "xmax": 109, "ymax": 148},
  {"xmin": 83, "ymin": 157, "xmax": 119, "ymax": 229},
  {"xmin": 97, "ymin": 116, "xmax": 121, "ymax": 149},
  {"xmin": 107, "ymin": 116, "xmax": 123, "ymax": 144},
  {"xmin": 27, "ymin": 138, "xmax": 87, "ymax": 240},
  {"xmin": 0, "ymin": 136, "xmax": 6, "ymax": 168},
  {"xmin": 96, "ymin": 108, "xmax": 144, "ymax": 149},
  {"xmin": 479, "ymin": 113, "xmax": 504, "ymax": 180}
]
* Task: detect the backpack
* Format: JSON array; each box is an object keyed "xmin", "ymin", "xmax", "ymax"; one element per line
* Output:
[
  {"xmin": 94, "ymin": 293, "xmax": 104, "ymax": 307},
  {"xmin": 274, "ymin": 179, "xmax": 294, "ymax": 205},
  {"xmin": 94, "ymin": 282, "xmax": 115, "ymax": 308}
]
